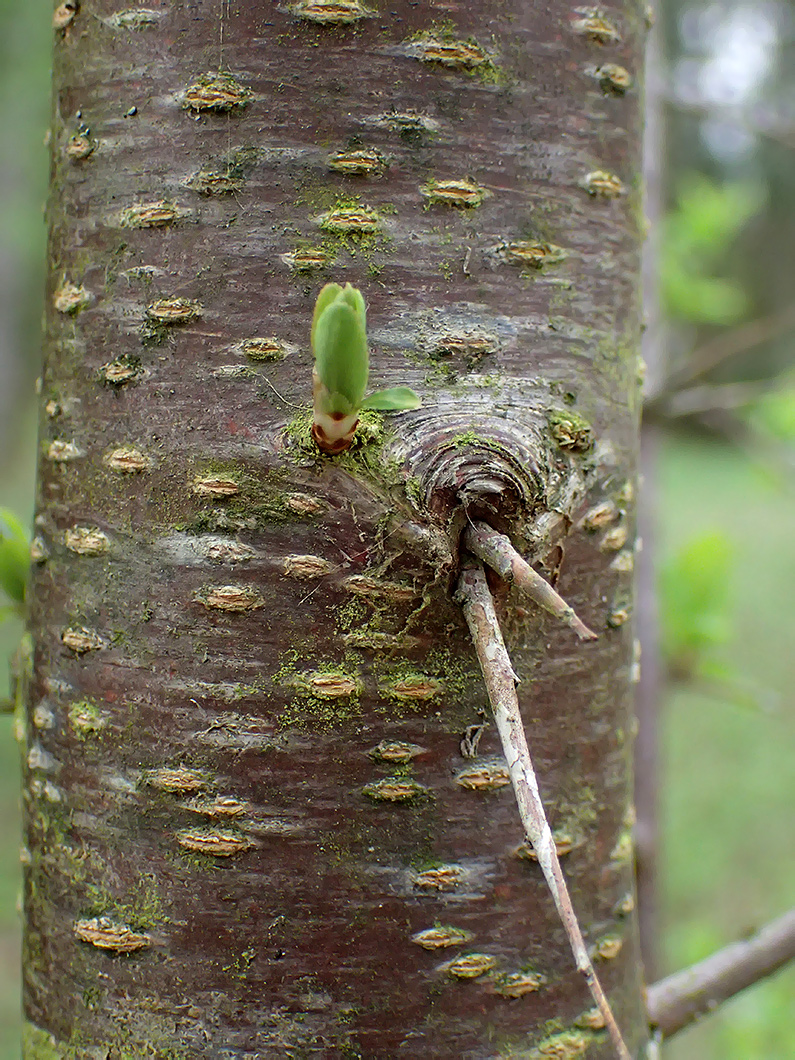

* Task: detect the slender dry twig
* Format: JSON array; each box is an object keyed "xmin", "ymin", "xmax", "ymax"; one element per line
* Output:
[
  {"xmin": 659, "ymin": 379, "xmax": 783, "ymax": 419},
  {"xmin": 463, "ymin": 521, "xmax": 598, "ymax": 641},
  {"xmin": 455, "ymin": 559, "xmax": 631, "ymax": 1060},
  {"xmin": 663, "ymin": 94, "xmax": 795, "ymax": 151},
  {"xmin": 647, "ymin": 908, "xmax": 795, "ymax": 1039},
  {"xmin": 664, "ymin": 302, "xmax": 795, "ymax": 393}
]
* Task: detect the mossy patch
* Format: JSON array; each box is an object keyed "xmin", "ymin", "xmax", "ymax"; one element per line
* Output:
[
  {"xmin": 493, "ymin": 965, "xmax": 547, "ymax": 998},
  {"xmin": 336, "ymin": 596, "xmax": 370, "ymax": 633},
  {"xmin": 526, "ymin": 1029, "xmax": 593, "ymax": 1058},
  {"xmin": 281, "ymin": 244, "xmax": 336, "ymax": 272},
  {"xmin": 283, "ymin": 407, "xmax": 403, "ymax": 489},
  {"xmin": 371, "ymin": 649, "xmax": 477, "ymax": 721},
  {"xmin": 420, "ymin": 178, "xmax": 487, "ymax": 209},
  {"xmin": 98, "ymin": 353, "xmax": 143, "ymax": 387},
  {"xmin": 445, "ymin": 430, "xmax": 518, "ymax": 469},
  {"xmin": 83, "ymin": 872, "xmax": 165, "ymax": 933},
  {"xmin": 407, "ymin": 22, "xmax": 506, "ymax": 84},
  {"xmin": 274, "ymin": 651, "xmax": 364, "ymax": 731},
  {"xmin": 335, "ymin": 594, "xmax": 422, "ymax": 653},
  {"xmin": 182, "ymin": 71, "xmax": 252, "ymax": 112},
  {"xmin": 327, "ymin": 146, "xmax": 386, "ymax": 177},
  {"xmin": 22, "ymin": 1023, "xmax": 65, "ymax": 1059},
  {"xmin": 289, "ymin": 0, "xmax": 375, "ymax": 25},
  {"xmin": 362, "ymin": 776, "xmax": 429, "ymax": 802},
  {"xmin": 553, "ymin": 784, "xmax": 598, "ymax": 831},
  {"xmin": 179, "ymin": 460, "xmax": 325, "ymax": 533},
  {"xmin": 185, "ymin": 145, "xmax": 261, "ymax": 195},
  {"xmin": 290, "ymin": 186, "xmax": 395, "ymax": 269},
  {"xmin": 318, "ymin": 204, "xmax": 382, "ymax": 237},
  {"xmin": 378, "ymin": 670, "xmax": 444, "ymax": 703},
  {"xmin": 68, "ymin": 698, "xmax": 108, "ymax": 739},
  {"xmin": 319, "ymin": 201, "xmax": 392, "ymax": 256},
  {"xmin": 547, "ymin": 410, "xmax": 594, "ymax": 453}
]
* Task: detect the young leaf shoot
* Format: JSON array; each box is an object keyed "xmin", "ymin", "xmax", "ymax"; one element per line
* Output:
[{"xmin": 311, "ymin": 283, "xmax": 420, "ymax": 453}]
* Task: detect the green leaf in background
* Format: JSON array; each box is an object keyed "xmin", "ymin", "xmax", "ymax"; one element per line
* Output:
[
  {"xmin": 360, "ymin": 387, "xmax": 422, "ymax": 411},
  {"xmin": 0, "ymin": 508, "xmax": 29, "ymax": 607},
  {"xmin": 662, "ymin": 270, "xmax": 749, "ymax": 328},
  {"xmin": 661, "ymin": 175, "xmax": 763, "ymax": 325},
  {"xmin": 745, "ymin": 383, "xmax": 795, "ymax": 443},
  {"xmin": 660, "ymin": 529, "xmax": 733, "ymax": 679},
  {"xmin": 671, "ymin": 176, "xmax": 759, "ymax": 252}
]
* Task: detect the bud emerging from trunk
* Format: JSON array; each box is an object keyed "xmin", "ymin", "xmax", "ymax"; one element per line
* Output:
[{"xmin": 310, "ymin": 282, "xmax": 420, "ymax": 453}]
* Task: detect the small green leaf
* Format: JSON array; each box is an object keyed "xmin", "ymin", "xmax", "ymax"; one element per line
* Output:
[
  {"xmin": 311, "ymin": 282, "xmax": 343, "ymax": 354},
  {"xmin": 313, "ymin": 296, "xmax": 369, "ymax": 410},
  {"xmin": 747, "ymin": 383, "xmax": 795, "ymax": 442},
  {"xmin": 361, "ymin": 387, "xmax": 421, "ymax": 411},
  {"xmin": 660, "ymin": 175, "xmax": 762, "ymax": 325},
  {"xmin": 0, "ymin": 508, "xmax": 30, "ymax": 606},
  {"xmin": 311, "ymin": 282, "xmax": 366, "ymax": 355},
  {"xmin": 338, "ymin": 283, "xmax": 366, "ymax": 328}
]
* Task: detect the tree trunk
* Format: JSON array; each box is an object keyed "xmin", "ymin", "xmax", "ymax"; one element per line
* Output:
[
  {"xmin": 634, "ymin": 3, "xmax": 667, "ymax": 983},
  {"xmin": 23, "ymin": 1, "xmax": 647, "ymax": 1056}
]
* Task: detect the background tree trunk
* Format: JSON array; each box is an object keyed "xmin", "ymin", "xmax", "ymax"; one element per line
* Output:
[{"xmin": 23, "ymin": 1, "xmax": 647, "ymax": 1056}]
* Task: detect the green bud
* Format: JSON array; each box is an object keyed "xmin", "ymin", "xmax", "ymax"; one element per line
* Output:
[
  {"xmin": 312, "ymin": 287, "xmax": 369, "ymax": 412},
  {"xmin": 311, "ymin": 283, "xmax": 342, "ymax": 352},
  {"xmin": 310, "ymin": 282, "xmax": 420, "ymax": 452}
]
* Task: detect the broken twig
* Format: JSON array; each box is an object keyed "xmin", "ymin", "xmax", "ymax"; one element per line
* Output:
[
  {"xmin": 463, "ymin": 521, "xmax": 598, "ymax": 640},
  {"xmin": 455, "ymin": 559, "xmax": 630, "ymax": 1060}
]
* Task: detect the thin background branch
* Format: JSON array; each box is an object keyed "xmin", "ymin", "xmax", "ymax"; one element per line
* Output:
[
  {"xmin": 647, "ymin": 908, "xmax": 795, "ymax": 1038},
  {"xmin": 661, "ymin": 302, "xmax": 795, "ymax": 395}
]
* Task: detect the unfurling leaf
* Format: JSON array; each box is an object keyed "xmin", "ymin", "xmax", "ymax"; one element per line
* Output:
[
  {"xmin": 311, "ymin": 282, "xmax": 365, "ymax": 354},
  {"xmin": 309, "ymin": 282, "xmax": 420, "ymax": 453},
  {"xmin": 312, "ymin": 291, "xmax": 369, "ymax": 412},
  {"xmin": 361, "ymin": 387, "xmax": 422, "ymax": 411}
]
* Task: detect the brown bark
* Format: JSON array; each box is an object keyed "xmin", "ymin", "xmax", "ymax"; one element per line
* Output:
[{"xmin": 23, "ymin": 1, "xmax": 647, "ymax": 1056}]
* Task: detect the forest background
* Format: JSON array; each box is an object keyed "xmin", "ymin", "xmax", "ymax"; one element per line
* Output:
[{"xmin": 0, "ymin": 0, "xmax": 793, "ymax": 1057}]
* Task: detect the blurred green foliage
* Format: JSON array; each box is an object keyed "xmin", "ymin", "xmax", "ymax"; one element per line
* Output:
[
  {"xmin": 0, "ymin": 437, "xmax": 35, "ymax": 1057},
  {"xmin": 660, "ymin": 529, "xmax": 733, "ymax": 680},
  {"xmin": 659, "ymin": 527, "xmax": 775, "ymax": 712},
  {"xmin": 746, "ymin": 381, "xmax": 795, "ymax": 442},
  {"xmin": 661, "ymin": 176, "xmax": 762, "ymax": 325},
  {"xmin": 0, "ymin": 508, "xmax": 29, "ymax": 618},
  {"xmin": 660, "ymin": 439, "xmax": 795, "ymax": 1060},
  {"xmin": 713, "ymin": 977, "xmax": 795, "ymax": 1060}
]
